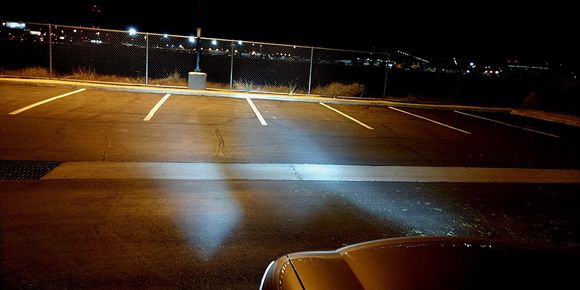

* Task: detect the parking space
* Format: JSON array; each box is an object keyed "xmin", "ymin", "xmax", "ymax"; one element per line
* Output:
[
  {"xmin": 399, "ymin": 108, "xmax": 559, "ymax": 138},
  {"xmin": 150, "ymin": 95, "xmax": 256, "ymax": 125},
  {"xmin": 255, "ymin": 100, "xmax": 376, "ymax": 136},
  {"xmin": 1, "ymin": 83, "xmax": 579, "ymax": 167},
  {"xmin": 458, "ymin": 110, "xmax": 579, "ymax": 139},
  {"xmin": 9, "ymin": 89, "xmax": 160, "ymax": 122},
  {"xmin": 0, "ymin": 85, "xmax": 78, "ymax": 114},
  {"xmin": 330, "ymin": 104, "xmax": 471, "ymax": 139}
]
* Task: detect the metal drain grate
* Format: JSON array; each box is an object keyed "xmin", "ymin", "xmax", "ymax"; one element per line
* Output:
[{"xmin": 0, "ymin": 160, "xmax": 61, "ymax": 180}]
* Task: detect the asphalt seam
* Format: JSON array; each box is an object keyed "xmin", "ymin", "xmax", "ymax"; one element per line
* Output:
[{"xmin": 41, "ymin": 162, "xmax": 580, "ymax": 183}]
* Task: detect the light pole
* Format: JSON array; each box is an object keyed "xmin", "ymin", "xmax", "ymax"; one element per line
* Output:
[{"xmin": 195, "ymin": 28, "xmax": 202, "ymax": 72}]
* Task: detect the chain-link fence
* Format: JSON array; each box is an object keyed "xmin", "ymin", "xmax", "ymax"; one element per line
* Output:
[
  {"xmin": 0, "ymin": 20, "xmax": 394, "ymax": 97},
  {"xmin": 52, "ymin": 25, "xmax": 147, "ymax": 83},
  {"xmin": 1, "ymin": 20, "xmax": 579, "ymax": 113},
  {"xmin": 0, "ymin": 22, "xmax": 50, "ymax": 74}
]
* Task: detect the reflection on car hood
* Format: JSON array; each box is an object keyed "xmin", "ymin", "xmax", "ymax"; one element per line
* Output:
[{"xmin": 286, "ymin": 237, "xmax": 579, "ymax": 290}]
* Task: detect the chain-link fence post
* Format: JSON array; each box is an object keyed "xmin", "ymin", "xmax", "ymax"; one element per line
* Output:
[
  {"xmin": 308, "ymin": 47, "xmax": 314, "ymax": 94},
  {"xmin": 48, "ymin": 24, "xmax": 53, "ymax": 79},
  {"xmin": 229, "ymin": 41, "xmax": 234, "ymax": 91},
  {"xmin": 382, "ymin": 53, "xmax": 389, "ymax": 98},
  {"xmin": 145, "ymin": 33, "xmax": 149, "ymax": 85}
]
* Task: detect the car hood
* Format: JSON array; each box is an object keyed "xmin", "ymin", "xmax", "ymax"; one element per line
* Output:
[{"xmin": 285, "ymin": 237, "xmax": 578, "ymax": 290}]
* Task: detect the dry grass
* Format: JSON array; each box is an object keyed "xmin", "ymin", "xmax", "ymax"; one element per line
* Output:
[
  {"xmin": 233, "ymin": 80, "xmax": 256, "ymax": 92},
  {"xmin": 66, "ymin": 67, "xmax": 145, "ymax": 84},
  {"xmin": 207, "ymin": 82, "xmax": 231, "ymax": 90},
  {"xmin": 3, "ymin": 67, "xmax": 360, "ymax": 97},
  {"xmin": 0, "ymin": 67, "xmax": 50, "ymax": 78},
  {"xmin": 312, "ymin": 82, "xmax": 365, "ymax": 98},
  {"xmin": 233, "ymin": 80, "xmax": 307, "ymax": 94},
  {"xmin": 149, "ymin": 71, "xmax": 187, "ymax": 86}
]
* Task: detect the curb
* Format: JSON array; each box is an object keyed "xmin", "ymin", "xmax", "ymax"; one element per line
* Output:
[
  {"xmin": 511, "ymin": 109, "xmax": 580, "ymax": 128},
  {"xmin": 1, "ymin": 77, "xmax": 512, "ymax": 113}
]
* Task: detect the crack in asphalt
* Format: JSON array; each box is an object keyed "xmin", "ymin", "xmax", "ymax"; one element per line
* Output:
[{"xmin": 212, "ymin": 127, "xmax": 226, "ymax": 160}]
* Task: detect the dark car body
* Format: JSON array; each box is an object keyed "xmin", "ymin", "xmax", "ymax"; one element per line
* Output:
[{"xmin": 259, "ymin": 236, "xmax": 579, "ymax": 290}]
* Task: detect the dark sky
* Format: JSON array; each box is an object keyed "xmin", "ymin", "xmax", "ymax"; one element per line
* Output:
[{"xmin": 2, "ymin": 0, "xmax": 577, "ymax": 64}]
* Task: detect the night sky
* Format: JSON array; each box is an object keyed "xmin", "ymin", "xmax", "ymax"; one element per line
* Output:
[{"xmin": 2, "ymin": 0, "xmax": 577, "ymax": 64}]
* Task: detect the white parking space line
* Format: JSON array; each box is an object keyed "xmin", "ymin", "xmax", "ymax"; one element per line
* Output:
[
  {"xmin": 454, "ymin": 110, "xmax": 560, "ymax": 138},
  {"xmin": 246, "ymin": 97, "xmax": 268, "ymax": 126},
  {"xmin": 8, "ymin": 88, "xmax": 86, "ymax": 115},
  {"xmin": 143, "ymin": 94, "xmax": 171, "ymax": 121},
  {"xmin": 389, "ymin": 106, "xmax": 471, "ymax": 134},
  {"xmin": 319, "ymin": 102, "xmax": 374, "ymax": 130}
]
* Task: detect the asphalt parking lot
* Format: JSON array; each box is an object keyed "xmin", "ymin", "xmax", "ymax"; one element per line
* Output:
[
  {"xmin": 1, "ymin": 83, "xmax": 579, "ymax": 289},
  {"xmin": 0, "ymin": 84, "xmax": 578, "ymax": 167}
]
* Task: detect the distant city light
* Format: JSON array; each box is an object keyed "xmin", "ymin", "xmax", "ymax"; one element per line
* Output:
[
  {"xmin": 495, "ymin": 70, "xmax": 499, "ymax": 74},
  {"xmin": 211, "ymin": 40, "xmax": 217, "ymax": 45},
  {"xmin": 164, "ymin": 34, "xmax": 168, "ymax": 38},
  {"xmin": 238, "ymin": 40, "xmax": 243, "ymax": 45},
  {"xmin": 29, "ymin": 31, "xmax": 41, "ymax": 36},
  {"xmin": 469, "ymin": 62, "xmax": 474, "ymax": 66},
  {"xmin": 90, "ymin": 39, "xmax": 102, "ymax": 44},
  {"xmin": 73, "ymin": 29, "xmax": 77, "ymax": 33},
  {"xmin": 466, "ymin": 70, "xmax": 470, "ymax": 73},
  {"xmin": 59, "ymin": 36, "xmax": 65, "ymax": 40},
  {"xmin": 5, "ymin": 22, "xmax": 26, "ymax": 29},
  {"xmin": 189, "ymin": 36, "xmax": 195, "ymax": 43},
  {"xmin": 128, "ymin": 27, "xmax": 137, "ymax": 36}
]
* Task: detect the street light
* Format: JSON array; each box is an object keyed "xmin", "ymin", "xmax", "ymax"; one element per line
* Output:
[{"xmin": 128, "ymin": 27, "xmax": 137, "ymax": 36}]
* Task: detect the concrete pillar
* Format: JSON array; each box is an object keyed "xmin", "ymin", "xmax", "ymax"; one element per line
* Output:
[{"xmin": 188, "ymin": 72, "xmax": 207, "ymax": 90}]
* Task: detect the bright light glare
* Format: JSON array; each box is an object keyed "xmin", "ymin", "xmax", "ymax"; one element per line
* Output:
[
  {"xmin": 6, "ymin": 22, "xmax": 26, "ymax": 29},
  {"xmin": 164, "ymin": 34, "xmax": 168, "ymax": 38},
  {"xmin": 189, "ymin": 36, "xmax": 195, "ymax": 43},
  {"xmin": 211, "ymin": 40, "xmax": 217, "ymax": 45},
  {"xmin": 128, "ymin": 27, "xmax": 137, "ymax": 36},
  {"xmin": 237, "ymin": 40, "xmax": 243, "ymax": 45}
]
